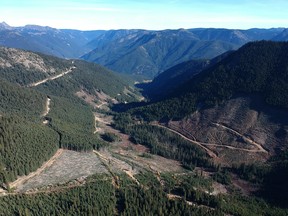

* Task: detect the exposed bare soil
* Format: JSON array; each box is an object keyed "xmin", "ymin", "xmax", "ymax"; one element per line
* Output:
[
  {"xmin": 212, "ymin": 122, "xmax": 268, "ymax": 153},
  {"xmin": 75, "ymin": 89, "xmax": 111, "ymax": 110},
  {"xmin": 165, "ymin": 96, "xmax": 285, "ymax": 165},
  {"xmin": 42, "ymin": 97, "xmax": 51, "ymax": 117},
  {"xmin": 152, "ymin": 123, "xmax": 218, "ymax": 158},
  {"xmin": 5, "ymin": 96, "xmax": 274, "ymax": 198},
  {"xmin": 0, "ymin": 47, "xmax": 60, "ymax": 74},
  {"xmin": 9, "ymin": 149, "xmax": 64, "ymax": 191},
  {"xmin": 230, "ymin": 174, "xmax": 260, "ymax": 196},
  {"xmin": 42, "ymin": 97, "xmax": 51, "ymax": 124},
  {"xmin": 92, "ymin": 113, "xmax": 184, "ymax": 174},
  {"xmin": 14, "ymin": 150, "xmax": 107, "ymax": 193}
]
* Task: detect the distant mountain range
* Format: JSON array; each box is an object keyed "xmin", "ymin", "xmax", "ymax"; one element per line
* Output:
[
  {"xmin": 80, "ymin": 28, "xmax": 286, "ymax": 78},
  {"xmin": 0, "ymin": 22, "xmax": 104, "ymax": 58},
  {"xmin": 0, "ymin": 22, "xmax": 287, "ymax": 78}
]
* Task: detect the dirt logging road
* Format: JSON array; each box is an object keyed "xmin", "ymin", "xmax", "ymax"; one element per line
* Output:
[
  {"xmin": 211, "ymin": 122, "xmax": 268, "ymax": 153},
  {"xmin": 151, "ymin": 123, "xmax": 218, "ymax": 158},
  {"xmin": 9, "ymin": 149, "xmax": 64, "ymax": 190},
  {"xmin": 152, "ymin": 122, "xmax": 268, "ymax": 158},
  {"xmin": 1, "ymin": 65, "xmax": 81, "ymax": 195},
  {"xmin": 27, "ymin": 66, "xmax": 76, "ymax": 87},
  {"xmin": 42, "ymin": 97, "xmax": 51, "ymax": 116}
]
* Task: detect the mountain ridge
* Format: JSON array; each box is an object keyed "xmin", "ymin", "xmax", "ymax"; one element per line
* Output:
[
  {"xmin": 132, "ymin": 41, "xmax": 288, "ymax": 121},
  {"xmin": 82, "ymin": 27, "xmax": 286, "ymax": 78},
  {"xmin": 1, "ymin": 28, "xmax": 288, "ymax": 214},
  {"xmin": 0, "ymin": 22, "xmax": 286, "ymax": 78},
  {"xmin": 0, "ymin": 22, "xmax": 104, "ymax": 58}
]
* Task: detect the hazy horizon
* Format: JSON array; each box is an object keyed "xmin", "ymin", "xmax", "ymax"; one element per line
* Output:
[
  {"xmin": 1, "ymin": 21, "xmax": 286, "ymax": 32},
  {"xmin": 0, "ymin": 0, "xmax": 287, "ymax": 31}
]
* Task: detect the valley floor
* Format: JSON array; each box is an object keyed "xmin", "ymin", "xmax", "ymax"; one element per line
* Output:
[
  {"xmin": 0, "ymin": 112, "xmax": 185, "ymax": 196},
  {"xmin": 1, "ymin": 109, "xmax": 288, "ymax": 215}
]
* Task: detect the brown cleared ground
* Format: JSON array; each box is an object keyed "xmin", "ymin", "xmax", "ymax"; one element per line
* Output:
[
  {"xmin": 93, "ymin": 112, "xmax": 184, "ymax": 174},
  {"xmin": 165, "ymin": 96, "xmax": 283, "ymax": 165},
  {"xmin": 9, "ymin": 149, "xmax": 64, "ymax": 190},
  {"xmin": 14, "ymin": 150, "xmax": 107, "ymax": 193}
]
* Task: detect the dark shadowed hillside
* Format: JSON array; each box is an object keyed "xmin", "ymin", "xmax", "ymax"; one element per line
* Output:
[{"xmin": 142, "ymin": 51, "xmax": 232, "ymax": 100}]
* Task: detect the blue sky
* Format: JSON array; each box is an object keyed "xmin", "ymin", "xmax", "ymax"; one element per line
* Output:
[{"xmin": 0, "ymin": 0, "xmax": 287, "ymax": 30}]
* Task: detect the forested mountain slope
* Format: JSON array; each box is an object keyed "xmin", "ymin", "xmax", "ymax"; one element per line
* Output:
[
  {"xmin": 134, "ymin": 41, "xmax": 288, "ymax": 120},
  {"xmin": 122, "ymin": 41, "xmax": 288, "ymax": 164},
  {"xmin": 1, "ymin": 39, "xmax": 288, "ymax": 215},
  {"xmin": 106, "ymin": 41, "xmax": 288, "ymax": 211},
  {"xmin": 0, "ymin": 46, "xmax": 135, "ymax": 101},
  {"xmin": 81, "ymin": 29, "xmax": 238, "ymax": 78},
  {"xmin": 0, "ymin": 47, "xmax": 139, "ymax": 187}
]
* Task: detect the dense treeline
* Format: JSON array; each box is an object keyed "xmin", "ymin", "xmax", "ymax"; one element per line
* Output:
[
  {"xmin": 0, "ymin": 78, "xmax": 105, "ymax": 184},
  {"xmin": 131, "ymin": 41, "xmax": 288, "ymax": 121},
  {"xmin": 130, "ymin": 172, "xmax": 288, "ymax": 215},
  {"xmin": 113, "ymin": 114, "xmax": 213, "ymax": 170},
  {"xmin": 231, "ymin": 163, "xmax": 269, "ymax": 184},
  {"xmin": 131, "ymin": 94, "xmax": 198, "ymax": 121},
  {"xmin": 119, "ymin": 179, "xmax": 217, "ymax": 215},
  {"xmin": 257, "ymin": 152, "xmax": 288, "ymax": 208},
  {"xmin": 0, "ymin": 65, "xmax": 47, "ymax": 86},
  {"xmin": 73, "ymin": 60, "xmax": 134, "ymax": 101},
  {"xmin": 221, "ymin": 152, "xmax": 288, "ymax": 208},
  {"xmin": 0, "ymin": 174, "xmax": 217, "ymax": 216},
  {"xmin": 260, "ymin": 160, "xmax": 288, "ymax": 208},
  {"xmin": 101, "ymin": 132, "xmax": 121, "ymax": 142},
  {"xmin": 1, "ymin": 172, "xmax": 288, "ymax": 215},
  {"xmin": 0, "ymin": 48, "xmax": 125, "ymax": 101},
  {"xmin": 0, "ymin": 175, "xmax": 116, "ymax": 215},
  {"xmin": 0, "ymin": 78, "xmax": 45, "ymax": 117},
  {"xmin": 0, "ymin": 115, "xmax": 59, "ymax": 183},
  {"xmin": 142, "ymin": 59, "xmax": 209, "ymax": 100},
  {"xmin": 160, "ymin": 172, "xmax": 220, "ymax": 207},
  {"xmin": 0, "ymin": 78, "xmax": 60, "ymax": 184},
  {"xmin": 47, "ymin": 97, "xmax": 106, "ymax": 151},
  {"xmin": 211, "ymin": 158, "xmax": 288, "ymax": 209},
  {"xmin": 120, "ymin": 172, "xmax": 220, "ymax": 215}
]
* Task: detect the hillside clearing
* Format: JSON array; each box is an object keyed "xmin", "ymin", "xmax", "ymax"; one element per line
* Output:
[
  {"xmin": 13, "ymin": 150, "xmax": 107, "ymax": 193},
  {"xmin": 9, "ymin": 149, "xmax": 64, "ymax": 191}
]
